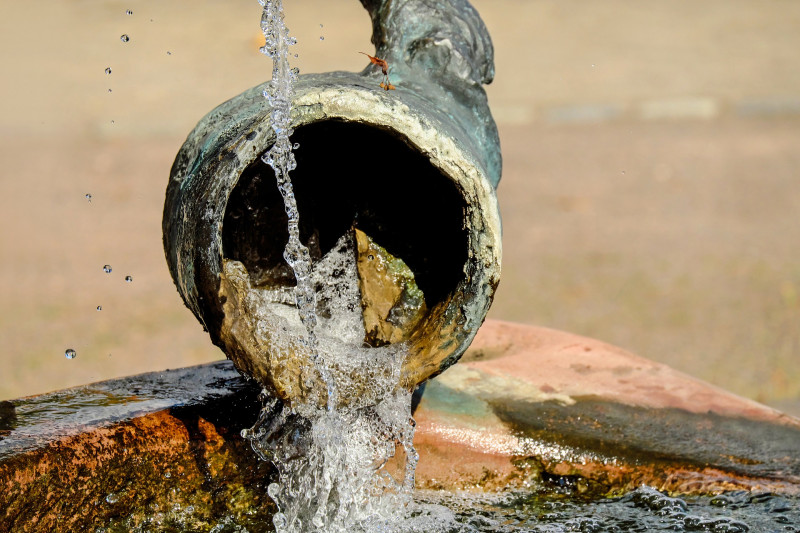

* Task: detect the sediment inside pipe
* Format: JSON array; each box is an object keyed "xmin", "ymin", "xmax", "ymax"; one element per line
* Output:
[{"xmin": 221, "ymin": 119, "xmax": 469, "ymax": 345}]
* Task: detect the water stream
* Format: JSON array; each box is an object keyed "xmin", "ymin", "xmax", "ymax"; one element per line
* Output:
[
  {"xmin": 255, "ymin": 0, "xmax": 329, "ymax": 408},
  {"xmin": 240, "ymin": 2, "xmax": 437, "ymax": 531}
]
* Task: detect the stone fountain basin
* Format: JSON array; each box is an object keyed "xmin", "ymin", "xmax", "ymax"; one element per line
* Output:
[{"xmin": 2, "ymin": 320, "xmax": 799, "ymax": 531}]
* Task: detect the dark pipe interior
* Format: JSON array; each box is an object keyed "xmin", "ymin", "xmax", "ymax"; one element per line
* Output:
[{"xmin": 222, "ymin": 120, "xmax": 468, "ymax": 308}]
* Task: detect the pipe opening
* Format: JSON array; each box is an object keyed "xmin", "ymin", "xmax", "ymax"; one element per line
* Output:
[{"xmin": 222, "ymin": 120, "xmax": 469, "ymax": 336}]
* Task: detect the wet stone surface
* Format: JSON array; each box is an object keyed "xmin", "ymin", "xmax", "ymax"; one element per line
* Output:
[
  {"xmin": 428, "ymin": 487, "xmax": 800, "ymax": 532},
  {"xmin": 492, "ymin": 397, "xmax": 800, "ymax": 485},
  {"xmin": 0, "ymin": 362, "xmax": 277, "ymax": 532},
  {"xmin": 2, "ymin": 341, "xmax": 799, "ymax": 531}
]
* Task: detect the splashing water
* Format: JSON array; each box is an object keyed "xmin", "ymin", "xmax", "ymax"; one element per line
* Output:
[
  {"xmin": 237, "ymin": 2, "xmax": 460, "ymax": 531},
  {"xmin": 238, "ymin": 230, "xmax": 429, "ymax": 532}
]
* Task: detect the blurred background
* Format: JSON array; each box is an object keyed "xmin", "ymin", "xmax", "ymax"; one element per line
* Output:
[{"xmin": 1, "ymin": 1, "xmax": 798, "ymax": 416}]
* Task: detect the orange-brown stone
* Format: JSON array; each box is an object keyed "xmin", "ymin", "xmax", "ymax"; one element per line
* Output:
[{"xmin": 2, "ymin": 321, "xmax": 799, "ymax": 531}]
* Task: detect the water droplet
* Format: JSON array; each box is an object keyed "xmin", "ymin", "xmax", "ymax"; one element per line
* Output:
[
  {"xmin": 319, "ymin": 24, "xmax": 324, "ymax": 28},
  {"xmin": 103, "ymin": 264, "xmax": 112, "ymax": 273},
  {"xmin": 104, "ymin": 67, "xmax": 112, "ymax": 75},
  {"xmin": 166, "ymin": 51, "xmax": 172, "ymax": 55},
  {"xmin": 85, "ymin": 193, "xmax": 92, "ymax": 202},
  {"xmin": 106, "ymin": 493, "xmax": 119, "ymax": 504},
  {"xmin": 273, "ymin": 512, "xmax": 287, "ymax": 530},
  {"xmin": 65, "ymin": 348, "xmax": 76, "ymax": 359},
  {"xmin": 293, "ymin": 143, "xmax": 300, "ymax": 150},
  {"xmin": 125, "ymin": 275, "xmax": 133, "ymax": 283},
  {"xmin": 164, "ymin": 471, "xmax": 172, "ymax": 479},
  {"xmin": 621, "ymin": 170, "xmax": 626, "ymax": 175},
  {"xmin": 110, "ymin": 120, "xmax": 115, "ymax": 124},
  {"xmin": 319, "ymin": 36, "xmax": 324, "ymax": 41},
  {"xmin": 591, "ymin": 63, "xmax": 596, "ymax": 68},
  {"xmin": 125, "ymin": 9, "xmax": 133, "ymax": 15},
  {"xmin": 107, "ymin": 88, "xmax": 112, "ymax": 93},
  {"xmin": 96, "ymin": 305, "xmax": 102, "ymax": 311},
  {"xmin": 120, "ymin": 34, "xmax": 130, "ymax": 43}
]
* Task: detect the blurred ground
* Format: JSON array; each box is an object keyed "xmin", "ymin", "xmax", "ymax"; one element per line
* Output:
[{"xmin": 1, "ymin": 1, "xmax": 798, "ymax": 416}]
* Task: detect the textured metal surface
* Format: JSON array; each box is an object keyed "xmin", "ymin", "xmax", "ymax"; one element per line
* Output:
[
  {"xmin": 360, "ymin": 0, "xmax": 500, "ymax": 184},
  {"xmin": 163, "ymin": 0, "xmax": 502, "ymax": 404}
]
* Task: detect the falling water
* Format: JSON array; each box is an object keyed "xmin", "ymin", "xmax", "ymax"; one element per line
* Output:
[
  {"xmin": 256, "ymin": 0, "xmax": 335, "ymax": 409},
  {"xmin": 240, "ymin": 2, "xmax": 442, "ymax": 532}
]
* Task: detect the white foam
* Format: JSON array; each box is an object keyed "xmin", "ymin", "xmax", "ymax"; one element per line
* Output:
[{"xmin": 241, "ymin": 3, "xmax": 451, "ymax": 531}]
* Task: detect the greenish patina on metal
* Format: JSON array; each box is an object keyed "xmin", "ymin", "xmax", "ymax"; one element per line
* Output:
[
  {"xmin": 163, "ymin": 0, "xmax": 502, "ymax": 405},
  {"xmin": 358, "ymin": 0, "xmax": 501, "ymax": 184}
]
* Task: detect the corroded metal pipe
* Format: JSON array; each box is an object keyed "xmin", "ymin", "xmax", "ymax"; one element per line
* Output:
[{"xmin": 163, "ymin": 0, "xmax": 502, "ymax": 405}]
